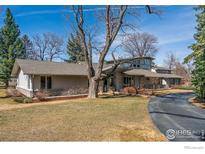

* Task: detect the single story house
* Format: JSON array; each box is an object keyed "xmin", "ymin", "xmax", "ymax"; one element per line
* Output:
[{"xmin": 11, "ymin": 57, "xmax": 182, "ymax": 97}]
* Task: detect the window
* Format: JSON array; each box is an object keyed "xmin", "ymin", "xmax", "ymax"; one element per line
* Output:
[
  {"xmin": 145, "ymin": 59, "xmax": 150, "ymax": 65},
  {"xmin": 123, "ymin": 77, "xmax": 132, "ymax": 87},
  {"xmin": 132, "ymin": 64, "xmax": 136, "ymax": 68},
  {"xmin": 47, "ymin": 76, "xmax": 52, "ymax": 89},
  {"xmin": 40, "ymin": 76, "xmax": 46, "ymax": 89},
  {"xmin": 41, "ymin": 76, "xmax": 52, "ymax": 89}
]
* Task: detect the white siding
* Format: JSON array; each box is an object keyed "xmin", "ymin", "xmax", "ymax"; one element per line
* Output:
[
  {"xmin": 16, "ymin": 69, "xmax": 33, "ymax": 97},
  {"xmin": 17, "ymin": 69, "xmax": 30, "ymax": 90}
]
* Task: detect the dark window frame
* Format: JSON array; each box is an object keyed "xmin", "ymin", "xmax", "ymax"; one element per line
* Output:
[
  {"xmin": 123, "ymin": 76, "xmax": 132, "ymax": 87},
  {"xmin": 40, "ymin": 76, "xmax": 46, "ymax": 89},
  {"xmin": 47, "ymin": 76, "xmax": 52, "ymax": 89}
]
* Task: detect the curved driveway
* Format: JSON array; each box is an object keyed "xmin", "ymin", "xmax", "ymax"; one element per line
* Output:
[{"xmin": 149, "ymin": 92, "xmax": 205, "ymax": 141}]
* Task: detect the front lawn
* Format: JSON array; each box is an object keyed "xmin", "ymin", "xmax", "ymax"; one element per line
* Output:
[
  {"xmin": 0, "ymin": 89, "xmax": 18, "ymax": 106},
  {"xmin": 0, "ymin": 89, "xmax": 166, "ymax": 141}
]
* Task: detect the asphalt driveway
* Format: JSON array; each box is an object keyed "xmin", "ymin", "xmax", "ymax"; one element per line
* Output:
[{"xmin": 149, "ymin": 92, "xmax": 205, "ymax": 141}]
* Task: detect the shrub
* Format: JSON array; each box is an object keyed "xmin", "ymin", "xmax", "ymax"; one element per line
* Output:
[
  {"xmin": 23, "ymin": 97, "xmax": 33, "ymax": 103},
  {"xmin": 35, "ymin": 90, "xmax": 48, "ymax": 101},
  {"xmin": 13, "ymin": 97, "xmax": 33, "ymax": 103},
  {"xmin": 122, "ymin": 87, "xmax": 138, "ymax": 94},
  {"xmin": 13, "ymin": 97, "xmax": 24, "ymax": 103}
]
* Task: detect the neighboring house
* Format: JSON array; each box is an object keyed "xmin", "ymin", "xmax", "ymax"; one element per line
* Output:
[{"xmin": 11, "ymin": 57, "xmax": 182, "ymax": 97}]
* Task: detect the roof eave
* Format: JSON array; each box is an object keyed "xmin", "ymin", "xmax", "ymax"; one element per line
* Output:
[{"xmin": 11, "ymin": 60, "xmax": 20, "ymax": 77}]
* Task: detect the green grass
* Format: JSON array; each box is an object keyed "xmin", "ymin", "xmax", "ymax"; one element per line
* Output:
[
  {"xmin": 0, "ymin": 89, "xmax": 166, "ymax": 141},
  {"xmin": 176, "ymin": 86, "xmax": 195, "ymax": 90}
]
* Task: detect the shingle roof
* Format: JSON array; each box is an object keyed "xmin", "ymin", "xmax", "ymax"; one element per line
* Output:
[
  {"xmin": 123, "ymin": 69, "xmax": 182, "ymax": 78},
  {"xmin": 155, "ymin": 66, "xmax": 172, "ymax": 71},
  {"xmin": 11, "ymin": 59, "xmax": 112, "ymax": 76}
]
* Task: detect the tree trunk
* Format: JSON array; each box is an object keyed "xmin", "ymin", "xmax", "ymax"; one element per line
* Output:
[
  {"xmin": 88, "ymin": 78, "xmax": 99, "ymax": 98},
  {"xmin": 5, "ymin": 81, "xmax": 9, "ymax": 88}
]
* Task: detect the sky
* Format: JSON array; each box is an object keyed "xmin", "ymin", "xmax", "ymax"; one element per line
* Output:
[{"xmin": 0, "ymin": 5, "xmax": 197, "ymax": 66}]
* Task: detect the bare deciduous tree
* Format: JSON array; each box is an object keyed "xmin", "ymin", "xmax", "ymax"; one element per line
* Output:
[
  {"xmin": 33, "ymin": 33, "xmax": 64, "ymax": 61},
  {"xmin": 164, "ymin": 53, "xmax": 191, "ymax": 82},
  {"xmin": 122, "ymin": 32, "xmax": 158, "ymax": 57},
  {"xmin": 72, "ymin": 6, "xmax": 128, "ymax": 98},
  {"xmin": 175, "ymin": 61, "xmax": 191, "ymax": 82},
  {"xmin": 71, "ymin": 5, "xmax": 155, "ymax": 98},
  {"xmin": 163, "ymin": 52, "xmax": 177, "ymax": 70}
]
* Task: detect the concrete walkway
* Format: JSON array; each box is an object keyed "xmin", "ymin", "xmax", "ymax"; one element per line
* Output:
[{"xmin": 149, "ymin": 92, "xmax": 205, "ymax": 141}]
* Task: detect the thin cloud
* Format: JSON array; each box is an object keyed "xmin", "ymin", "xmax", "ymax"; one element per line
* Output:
[
  {"xmin": 10, "ymin": 6, "xmax": 146, "ymax": 18},
  {"xmin": 15, "ymin": 10, "xmax": 70, "ymax": 17},
  {"xmin": 159, "ymin": 36, "xmax": 193, "ymax": 45}
]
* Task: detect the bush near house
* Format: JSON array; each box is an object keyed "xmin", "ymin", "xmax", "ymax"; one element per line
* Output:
[
  {"xmin": 13, "ymin": 97, "xmax": 32, "ymax": 103},
  {"xmin": 122, "ymin": 87, "xmax": 138, "ymax": 95}
]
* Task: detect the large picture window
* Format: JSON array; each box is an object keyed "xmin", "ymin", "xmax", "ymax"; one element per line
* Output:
[
  {"xmin": 123, "ymin": 77, "xmax": 132, "ymax": 87},
  {"xmin": 40, "ymin": 76, "xmax": 52, "ymax": 89},
  {"xmin": 47, "ymin": 76, "xmax": 52, "ymax": 89}
]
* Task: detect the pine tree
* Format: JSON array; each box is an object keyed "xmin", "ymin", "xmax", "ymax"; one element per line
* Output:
[
  {"xmin": 0, "ymin": 8, "xmax": 25, "ymax": 87},
  {"xmin": 189, "ymin": 6, "xmax": 205, "ymax": 100},
  {"xmin": 66, "ymin": 32, "xmax": 84, "ymax": 63},
  {"xmin": 22, "ymin": 35, "xmax": 36, "ymax": 60}
]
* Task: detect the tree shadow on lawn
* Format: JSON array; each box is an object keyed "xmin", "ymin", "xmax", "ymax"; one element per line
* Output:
[
  {"xmin": 99, "ymin": 94, "xmax": 141, "ymax": 99},
  {"xmin": 0, "ymin": 96, "xmax": 10, "ymax": 99},
  {"xmin": 149, "ymin": 111, "xmax": 205, "ymax": 121},
  {"xmin": 155, "ymin": 92, "xmax": 195, "ymax": 100}
]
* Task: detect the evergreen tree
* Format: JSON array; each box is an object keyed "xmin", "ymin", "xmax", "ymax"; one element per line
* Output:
[
  {"xmin": 188, "ymin": 6, "xmax": 205, "ymax": 100},
  {"xmin": 66, "ymin": 32, "xmax": 84, "ymax": 63},
  {"xmin": 22, "ymin": 35, "xmax": 36, "ymax": 60},
  {"xmin": 0, "ymin": 8, "xmax": 25, "ymax": 87}
]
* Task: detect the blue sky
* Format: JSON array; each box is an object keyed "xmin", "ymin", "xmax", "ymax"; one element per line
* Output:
[{"xmin": 0, "ymin": 5, "xmax": 196, "ymax": 65}]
